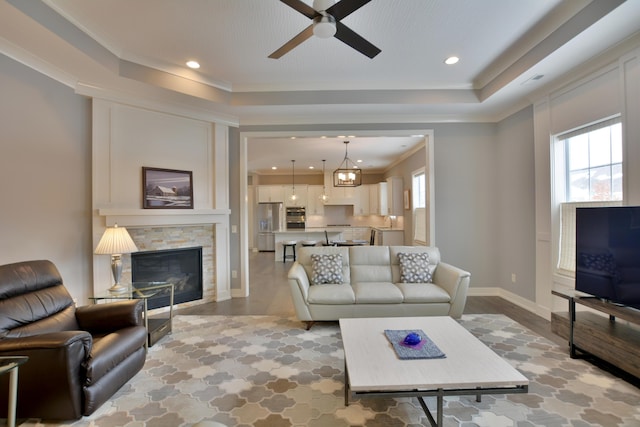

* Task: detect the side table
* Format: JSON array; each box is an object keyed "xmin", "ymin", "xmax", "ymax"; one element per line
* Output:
[
  {"xmin": 0, "ymin": 356, "xmax": 28, "ymax": 427},
  {"xmin": 89, "ymin": 282, "xmax": 175, "ymax": 347}
]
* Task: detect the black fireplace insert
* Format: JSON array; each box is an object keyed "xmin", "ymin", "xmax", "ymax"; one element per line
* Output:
[{"xmin": 131, "ymin": 246, "xmax": 203, "ymax": 310}]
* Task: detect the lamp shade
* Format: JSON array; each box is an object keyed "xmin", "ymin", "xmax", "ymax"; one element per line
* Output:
[{"xmin": 95, "ymin": 225, "xmax": 138, "ymax": 255}]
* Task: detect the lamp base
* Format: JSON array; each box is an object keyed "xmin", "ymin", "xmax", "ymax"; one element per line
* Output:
[{"xmin": 108, "ymin": 283, "xmax": 128, "ymax": 294}]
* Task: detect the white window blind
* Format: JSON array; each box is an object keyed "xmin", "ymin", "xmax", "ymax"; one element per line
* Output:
[{"xmin": 557, "ymin": 201, "xmax": 622, "ymax": 276}]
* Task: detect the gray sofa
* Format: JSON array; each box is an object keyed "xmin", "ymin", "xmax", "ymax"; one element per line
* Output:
[{"xmin": 287, "ymin": 245, "xmax": 471, "ymax": 329}]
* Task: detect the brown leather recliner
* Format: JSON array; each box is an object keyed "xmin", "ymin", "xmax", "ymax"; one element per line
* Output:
[{"xmin": 0, "ymin": 260, "xmax": 147, "ymax": 420}]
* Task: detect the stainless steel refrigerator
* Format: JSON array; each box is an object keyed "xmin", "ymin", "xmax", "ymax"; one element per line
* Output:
[{"xmin": 257, "ymin": 203, "xmax": 282, "ymax": 251}]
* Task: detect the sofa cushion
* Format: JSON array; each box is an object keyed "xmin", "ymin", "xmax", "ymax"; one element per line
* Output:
[
  {"xmin": 310, "ymin": 254, "xmax": 343, "ymax": 285},
  {"xmin": 397, "ymin": 252, "xmax": 435, "ymax": 283},
  {"xmin": 299, "ymin": 247, "xmax": 350, "ymax": 284},
  {"xmin": 395, "ymin": 283, "xmax": 451, "ymax": 303},
  {"xmin": 349, "ymin": 246, "xmax": 392, "ymax": 283},
  {"xmin": 353, "ymin": 282, "xmax": 404, "ymax": 304},
  {"xmin": 307, "ymin": 284, "xmax": 356, "ymax": 304},
  {"xmin": 390, "ymin": 246, "xmax": 440, "ymax": 284}
]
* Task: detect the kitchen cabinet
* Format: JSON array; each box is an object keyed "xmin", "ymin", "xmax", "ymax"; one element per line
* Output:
[
  {"xmin": 353, "ymin": 185, "xmax": 370, "ymax": 215},
  {"xmin": 385, "ymin": 176, "xmax": 404, "ymax": 216},
  {"xmin": 306, "ymin": 185, "xmax": 325, "ymax": 215},
  {"xmin": 257, "ymin": 185, "xmax": 284, "ymax": 203},
  {"xmin": 377, "ymin": 182, "xmax": 388, "ymax": 215},
  {"xmin": 374, "ymin": 228, "xmax": 404, "ymax": 245},
  {"xmin": 323, "ymin": 172, "xmax": 355, "ymax": 205},
  {"xmin": 283, "ymin": 184, "xmax": 307, "ymax": 207},
  {"xmin": 369, "ymin": 184, "xmax": 380, "ymax": 215}
]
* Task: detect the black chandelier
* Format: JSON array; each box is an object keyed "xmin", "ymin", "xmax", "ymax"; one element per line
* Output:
[{"xmin": 333, "ymin": 141, "xmax": 362, "ymax": 187}]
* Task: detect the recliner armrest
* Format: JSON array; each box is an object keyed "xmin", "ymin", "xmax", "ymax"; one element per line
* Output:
[
  {"xmin": 76, "ymin": 299, "xmax": 144, "ymax": 334},
  {"xmin": 0, "ymin": 331, "xmax": 92, "ymax": 353}
]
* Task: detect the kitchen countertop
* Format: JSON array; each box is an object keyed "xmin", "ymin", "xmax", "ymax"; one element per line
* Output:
[
  {"xmin": 273, "ymin": 227, "xmax": 404, "ymax": 234},
  {"xmin": 273, "ymin": 228, "xmax": 346, "ymax": 234}
]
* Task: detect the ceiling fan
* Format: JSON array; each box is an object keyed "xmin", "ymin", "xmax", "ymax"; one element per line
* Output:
[{"xmin": 269, "ymin": 0, "xmax": 381, "ymax": 59}]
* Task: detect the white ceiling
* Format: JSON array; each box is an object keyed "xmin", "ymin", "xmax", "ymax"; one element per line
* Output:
[{"xmin": 2, "ymin": 0, "xmax": 640, "ymax": 174}]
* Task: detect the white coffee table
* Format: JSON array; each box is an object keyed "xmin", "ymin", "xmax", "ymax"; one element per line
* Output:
[{"xmin": 340, "ymin": 316, "xmax": 529, "ymax": 427}]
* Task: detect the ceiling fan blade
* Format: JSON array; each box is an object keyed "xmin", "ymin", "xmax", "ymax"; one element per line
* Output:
[
  {"xmin": 280, "ymin": 0, "xmax": 319, "ymax": 19},
  {"xmin": 326, "ymin": 0, "xmax": 372, "ymax": 20},
  {"xmin": 334, "ymin": 21, "xmax": 381, "ymax": 58},
  {"xmin": 268, "ymin": 24, "xmax": 314, "ymax": 59}
]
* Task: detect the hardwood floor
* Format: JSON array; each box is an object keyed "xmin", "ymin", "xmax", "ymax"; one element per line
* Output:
[{"xmin": 175, "ymin": 251, "xmax": 563, "ymax": 344}]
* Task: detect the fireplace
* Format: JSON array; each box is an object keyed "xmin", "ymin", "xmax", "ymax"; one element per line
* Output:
[{"xmin": 131, "ymin": 246, "xmax": 203, "ymax": 310}]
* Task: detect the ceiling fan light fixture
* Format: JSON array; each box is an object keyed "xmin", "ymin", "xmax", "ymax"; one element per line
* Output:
[{"xmin": 313, "ymin": 14, "xmax": 336, "ymax": 39}]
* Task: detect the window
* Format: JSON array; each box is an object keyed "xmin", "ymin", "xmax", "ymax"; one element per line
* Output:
[
  {"xmin": 555, "ymin": 118, "xmax": 623, "ymax": 276},
  {"xmin": 563, "ymin": 119, "xmax": 622, "ymax": 202},
  {"xmin": 412, "ymin": 169, "xmax": 426, "ymax": 245}
]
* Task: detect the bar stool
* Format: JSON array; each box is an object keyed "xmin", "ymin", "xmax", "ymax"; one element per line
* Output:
[
  {"xmin": 301, "ymin": 240, "xmax": 317, "ymax": 247},
  {"xmin": 283, "ymin": 241, "xmax": 297, "ymax": 263}
]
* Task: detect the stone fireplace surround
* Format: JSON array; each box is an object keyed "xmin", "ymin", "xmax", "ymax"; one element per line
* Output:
[
  {"xmin": 124, "ymin": 226, "xmax": 212, "ymax": 308},
  {"xmin": 94, "ymin": 209, "xmax": 231, "ymax": 310}
]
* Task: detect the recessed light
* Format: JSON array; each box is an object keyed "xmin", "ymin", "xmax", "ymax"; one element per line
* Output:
[
  {"xmin": 309, "ymin": 166, "xmax": 314, "ymax": 169},
  {"xmin": 444, "ymin": 56, "xmax": 459, "ymax": 65},
  {"xmin": 271, "ymin": 166, "xmax": 277, "ymax": 170},
  {"xmin": 356, "ymin": 159, "xmax": 363, "ymax": 163},
  {"xmin": 186, "ymin": 60, "xmax": 200, "ymax": 69}
]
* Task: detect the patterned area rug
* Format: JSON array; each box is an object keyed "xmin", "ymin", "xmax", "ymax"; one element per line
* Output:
[{"xmin": 19, "ymin": 314, "xmax": 640, "ymax": 427}]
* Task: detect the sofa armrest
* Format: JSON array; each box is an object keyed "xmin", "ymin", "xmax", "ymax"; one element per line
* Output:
[
  {"xmin": 432, "ymin": 262, "xmax": 471, "ymax": 318},
  {"xmin": 287, "ymin": 262, "xmax": 313, "ymax": 321},
  {"xmin": 76, "ymin": 299, "xmax": 144, "ymax": 334}
]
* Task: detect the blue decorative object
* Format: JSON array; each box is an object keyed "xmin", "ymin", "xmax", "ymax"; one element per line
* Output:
[
  {"xmin": 384, "ymin": 329, "xmax": 446, "ymax": 359},
  {"xmin": 403, "ymin": 332, "xmax": 422, "ymax": 346}
]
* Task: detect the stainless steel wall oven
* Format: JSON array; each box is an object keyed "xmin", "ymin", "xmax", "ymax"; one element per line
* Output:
[{"xmin": 286, "ymin": 206, "xmax": 306, "ymax": 229}]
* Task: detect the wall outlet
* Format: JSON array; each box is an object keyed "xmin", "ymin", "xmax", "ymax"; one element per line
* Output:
[
  {"xmin": 231, "ymin": 225, "xmax": 237, "ymax": 233},
  {"xmin": 511, "ymin": 273, "xmax": 516, "ymax": 283},
  {"xmin": 232, "ymin": 270, "xmax": 237, "ymax": 279}
]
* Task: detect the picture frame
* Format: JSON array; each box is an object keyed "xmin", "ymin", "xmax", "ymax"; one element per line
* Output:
[
  {"xmin": 404, "ymin": 189, "xmax": 411, "ymax": 210},
  {"xmin": 142, "ymin": 167, "xmax": 193, "ymax": 209}
]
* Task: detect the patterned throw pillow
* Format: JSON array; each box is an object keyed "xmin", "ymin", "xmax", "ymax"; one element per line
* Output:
[
  {"xmin": 398, "ymin": 252, "xmax": 433, "ymax": 283},
  {"xmin": 310, "ymin": 254, "xmax": 343, "ymax": 285}
]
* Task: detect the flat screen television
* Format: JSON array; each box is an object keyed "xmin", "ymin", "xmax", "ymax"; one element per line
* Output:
[{"xmin": 575, "ymin": 206, "xmax": 640, "ymax": 310}]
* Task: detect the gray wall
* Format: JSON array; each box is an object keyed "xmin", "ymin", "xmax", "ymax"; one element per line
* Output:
[
  {"xmin": 0, "ymin": 54, "xmax": 92, "ymax": 301},
  {"xmin": 240, "ymin": 119, "xmax": 537, "ymax": 297},
  {"xmin": 0, "ymin": 50, "xmax": 538, "ymax": 304},
  {"xmin": 496, "ymin": 106, "xmax": 536, "ymax": 300},
  {"xmin": 429, "ymin": 123, "xmax": 500, "ymax": 288},
  {"xmin": 229, "ymin": 127, "xmax": 241, "ymax": 290}
]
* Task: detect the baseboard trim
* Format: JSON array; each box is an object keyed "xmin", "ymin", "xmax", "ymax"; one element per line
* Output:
[{"xmin": 468, "ymin": 287, "xmax": 552, "ymax": 320}]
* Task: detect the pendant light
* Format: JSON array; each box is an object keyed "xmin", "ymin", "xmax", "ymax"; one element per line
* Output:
[
  {"xmin": 320, "ymin": 159, "xmax": 329, "ymax": 204},
  {"xmin": 290, "ymin": 160, "xmax": 298, "ymax": 203},
  {"xmin": 333, "ymin": 140, "xmax": 362, "ymax": 187}
]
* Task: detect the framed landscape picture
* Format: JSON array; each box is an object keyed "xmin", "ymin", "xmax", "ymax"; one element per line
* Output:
[{"xmin": 142, "ymin": 167, "xmax": 193, "ymax": 209}]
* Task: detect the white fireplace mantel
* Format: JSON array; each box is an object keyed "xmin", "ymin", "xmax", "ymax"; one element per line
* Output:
[{"xmin": 98, "ymin": 208, "xmax": 231, "ymax": 228}]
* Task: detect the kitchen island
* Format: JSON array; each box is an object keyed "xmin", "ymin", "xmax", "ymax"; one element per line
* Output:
[{"xmin": 273, "ymin": 228, "xmax": 344, "ymax": 262}]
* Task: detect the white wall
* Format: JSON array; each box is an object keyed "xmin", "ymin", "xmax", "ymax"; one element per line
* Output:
[
  {"xmin": 533, "ymin": 40, "xmax": 640, "ymax": 316},
  {"xmin": 0, "ymin": 54, "xmax": 92, "ymax": 302},
  {"xmin": 91, "ymin": 99, "xmax": 231, "ymax": 300}
]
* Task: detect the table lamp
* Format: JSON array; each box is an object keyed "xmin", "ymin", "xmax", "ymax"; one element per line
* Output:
[{"xmin": 94, "ymin": 224, "xmax": 138, "ymax": 293}]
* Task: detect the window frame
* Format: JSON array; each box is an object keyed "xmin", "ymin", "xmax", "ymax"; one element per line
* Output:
[
  {"xmin": 552, "ymin": 116, "xmax": 623, "ymax": 279},
  {"xmin": 412, "ymin": 167, "xmax": 427, "ymax": 245}
]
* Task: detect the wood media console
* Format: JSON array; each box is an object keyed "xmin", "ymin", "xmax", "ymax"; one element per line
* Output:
[{"xmin": 551, "ymin": 288, "xmax": 640, "ymax": 379}]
